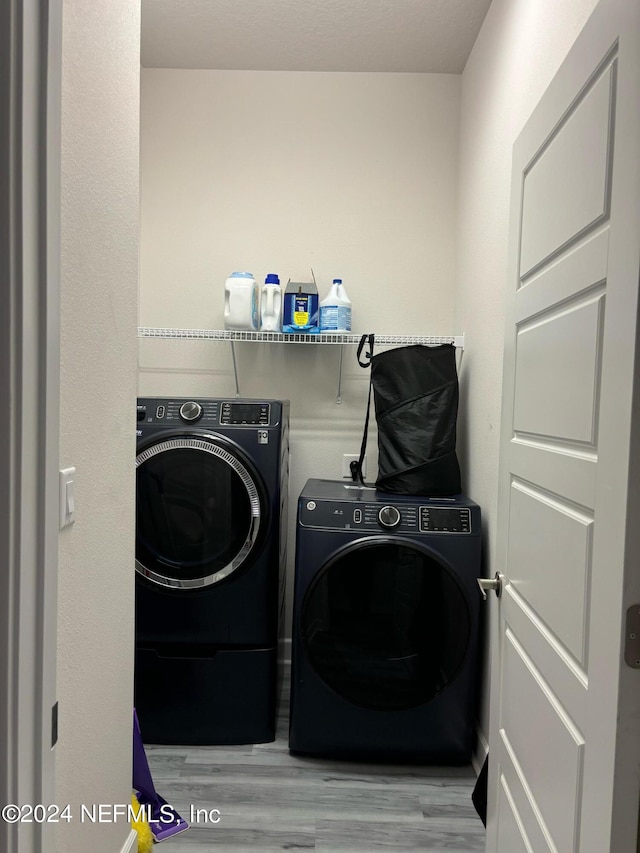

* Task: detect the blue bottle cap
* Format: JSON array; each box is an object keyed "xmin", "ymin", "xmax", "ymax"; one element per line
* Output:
[
  {"xmin": 333, "ymin": 278, "xmax": 342, "ymax": 284},
  {"xmin": 265, "ymin": 273, "xmax": 280, "ymax": 285}
]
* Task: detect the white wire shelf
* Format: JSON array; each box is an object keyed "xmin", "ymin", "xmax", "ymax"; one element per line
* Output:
[
  {"xmin": 138, "ymin": 327, "xmax": 464, "ymax": 403},
  {"xmin": 138, "ymin": 328, "xmax": 464, "ymax": 348}
]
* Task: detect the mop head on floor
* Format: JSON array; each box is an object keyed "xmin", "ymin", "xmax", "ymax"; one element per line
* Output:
[{"xmin": 131, "ymin": 793, "xmax": 154, "ymax": 853}]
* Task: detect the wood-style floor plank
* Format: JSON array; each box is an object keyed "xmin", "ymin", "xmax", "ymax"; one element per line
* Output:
[{"xmin": 143, "ymin": 669, "xmax": 485, "ymax": 851}]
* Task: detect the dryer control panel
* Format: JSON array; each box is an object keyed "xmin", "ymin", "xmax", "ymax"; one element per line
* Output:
[
  {"xmin": 420, "ymin": 506, "xmax": 471, "ymax": 533},
  {"xmin": 300, "ymin": 499, "xmax": 472, "ymax": 534}
]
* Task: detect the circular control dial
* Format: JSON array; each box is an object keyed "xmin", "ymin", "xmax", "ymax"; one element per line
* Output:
[
  {"xmin": 378, "ymin": 505, "xmax": 401, "ymax": 528},
  {"xmin": 179, "ymin": 401, "xmax": 203, "ymax": 422}
]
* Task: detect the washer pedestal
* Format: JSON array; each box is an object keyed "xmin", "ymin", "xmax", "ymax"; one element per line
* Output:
[{"xmin": 135, "ymin": 646, "xmax": 277, "ymax": 745}]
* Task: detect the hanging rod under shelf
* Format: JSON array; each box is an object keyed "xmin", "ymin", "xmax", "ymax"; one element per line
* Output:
[{"xmin": 137, "ymin": 328, "xmax": 465, "ymax": 348}]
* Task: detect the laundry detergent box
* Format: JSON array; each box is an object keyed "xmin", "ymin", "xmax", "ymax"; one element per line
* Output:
[{"xmin": 282, "ymin": 281, "xmax": 319, "ymax": 333}]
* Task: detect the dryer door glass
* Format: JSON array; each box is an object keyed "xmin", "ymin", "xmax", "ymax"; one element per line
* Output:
[
  {"xmin": 302, "ymin": 541, "xmax": 470, "ymax": 711},
  {"xmin": 136, "ymin": 437, "xmax": 263, "ymax": 588}
]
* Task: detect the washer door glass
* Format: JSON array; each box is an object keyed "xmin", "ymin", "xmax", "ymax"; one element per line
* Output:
[
  {"xmin": 136, "ymin": 436, "xmax": 263, "ymax": 589},
  {"xmin": 302, "ymin": 540, "xmax": 470, "ymax": 711}
]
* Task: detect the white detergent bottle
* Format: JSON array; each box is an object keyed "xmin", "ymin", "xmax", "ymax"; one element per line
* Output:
[
  {"xmin": 260, "ymin": 273, "xmax": 282, "ymax": 332},
  {"xmin": 224, "ymin": 271, "xmax": 260, "ymax": 331},
  {"xmin": 319, "ymin": 278, "xmax": 352, "ymax": 332}
]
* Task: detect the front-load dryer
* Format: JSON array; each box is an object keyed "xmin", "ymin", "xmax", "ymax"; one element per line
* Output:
[
  {"xmin": 134, "ymin": 397, "xmax": 289, "ymax": 745},
  {"xmin": 289, "ymin": 478, "xmax": 481, "ymax": 763}
]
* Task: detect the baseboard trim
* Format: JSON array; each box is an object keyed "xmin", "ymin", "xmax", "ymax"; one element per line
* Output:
[
  {"xmin": 119, "ymin": 828, "xmax": 138, "ymax": 853},
  {"xmin": 472, "ymin": 727, "xmax": 489, "ymax": 776}
]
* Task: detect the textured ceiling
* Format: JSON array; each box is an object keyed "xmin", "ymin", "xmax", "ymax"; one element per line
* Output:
[{"xmin": 141, "ymin": 0, "xmax": 493, "ymax": 73}]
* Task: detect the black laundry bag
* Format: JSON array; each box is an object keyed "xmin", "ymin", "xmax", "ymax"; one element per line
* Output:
[
  {"xmin": 355, "ymin": 335, "xmax": 461, "ymax": 496},
  {"xmin": 472, "ymin": 754, "xmax": 488, "ymax": 827}
]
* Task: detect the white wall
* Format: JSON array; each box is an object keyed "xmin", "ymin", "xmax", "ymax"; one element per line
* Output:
[
  {"xmin": 139, "ymin": 69, "xmax": 461, "ymax": 629},
  {"xmin": 57, "ymin": 2, "xmax": 140, "ymax": 852},
  {"xmin": 456, "ymin": 0, "xmax": 599, "ymax": 754}
]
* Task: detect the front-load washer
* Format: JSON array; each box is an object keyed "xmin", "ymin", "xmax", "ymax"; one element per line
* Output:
[
  {"xmin": 134, "ymin": 397, "xmax": 289, "ymax": 745},
  {"xmin": 289, "ymin": 478, "xmax": 481, "ymax": 763}
]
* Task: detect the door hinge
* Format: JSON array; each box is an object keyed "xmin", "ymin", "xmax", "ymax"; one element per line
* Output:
[
  {"xmin": 51, "ymin": 701, "xmax": 58, "ymax": 747},
  {"xmin": 624, "ymin": 606, "xmax": 640, "ymax": 668}
]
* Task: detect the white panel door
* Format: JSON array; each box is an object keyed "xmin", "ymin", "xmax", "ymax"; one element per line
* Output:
[{"xmin": 487, "ymin": 1, "xmax": 640, "ymax": 851}]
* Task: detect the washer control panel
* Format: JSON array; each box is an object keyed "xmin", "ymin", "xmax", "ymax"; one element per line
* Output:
[
  {"xmin": 300, "ymin": 499, "xmax": 472, "ymax": 534},
  {"xmin": 220, "ymin": 401, "xmax": 270, "ymax": 425},
  {"xmin": 137, "ymin": 399, "xmax": 273, "ymax": 427}
]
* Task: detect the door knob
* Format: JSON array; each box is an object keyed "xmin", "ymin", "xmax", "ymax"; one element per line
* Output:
[{"xmin": 477, "ymin": 573, "xmax": 503, "ymax": 600}]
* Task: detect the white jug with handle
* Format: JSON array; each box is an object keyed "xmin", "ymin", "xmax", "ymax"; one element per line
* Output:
[
  {"xmin": 260, "ymin": 273, "xmax": 282, "ymax": 332},
  {"xmin": 224, "ymin": 271, "xmax": 260, "ymax": 331},
  {"xmin": 319, "ymin": 278, "xmax": 352, "ymax": 332}
]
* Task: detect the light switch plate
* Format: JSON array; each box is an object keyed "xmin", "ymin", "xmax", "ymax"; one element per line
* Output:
[{"xmin": 59, "ymin": 467, "xmax": 76, "ymax": 529}]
